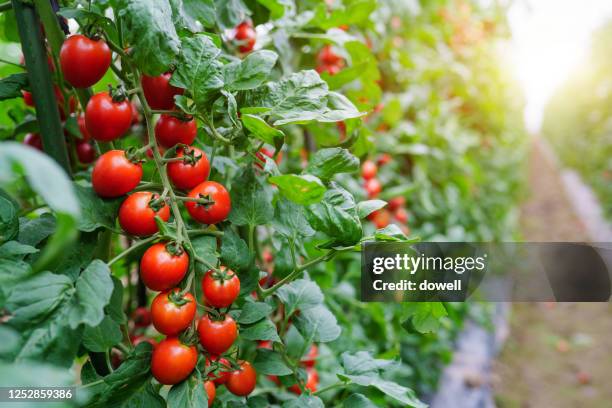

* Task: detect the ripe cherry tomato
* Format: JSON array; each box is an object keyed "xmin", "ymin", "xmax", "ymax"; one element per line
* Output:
[
  {"xmin": 185, "ymin": 181, "xmax": 231, "ymax": 225},
  {"xmin": 151, "ymin": 337, "xmax": 197, "ymax": 385},
  {"xmin": 141, "ymin": 72, "xmax": 183, "ymax": 110},
  {"xmin": 317, "ymin": 45, "xmax": 343, "ymax": 66},
  {"xmin": 368, "ymin": 209, "xmax": 390, "ymax": 229},
  {"xmin": 235, "ymin": 22, "xmax": 256, "ymax": 53},
  {"xmin": 76, "ymin": 141, "xmax": 96, "ymax": 164},
  {"xmin": 92, "ymin": 150, "xmax": 142, "ymax": 198},
  {"xmin": 288, "ymin": 368, "xmax": 318, "ymax": 395},
  {"xmin": 151, "ymin": 288, "xmax": 196, "ymax": 335},
  {"xmin": 118, "ymin": 192, "xmax": 170, "ymax": 236},
  {"xmin": 77, "ymin": 115, "xmax": 90, "ymax": 141},
  {"xmin": 316, "ymin": 63, "xmax": 342, "ymax": 75},
  {"xmin": 202, "ymin": 268, "xmax": 240, "ymax": 308},
  {"xmin": 361, "ymin": 160, "xmax": 378, "ymax": 180},
  {"xmin": 258, "ymin": 340, "xmax": 272, "ymax": 350},
  {"xmin": 203, "ymin": 381, "xmax": 216, "ymax": 407},
  {"xmin": 364, "ymin": 178, "xmax": 382, "ymax": 198},
  {"xmin": 167, "ymin": 147, "xmax": 210, "ymax": 190},
  {"xmin": 394, "ymin": 207, "xmax": 408, "ymax": 223},
  {"xmin": 207, "ymin": 356, "xmax": 232, "ymax": 385},
  {"xmin": 154, "ymin": 114, "xmax": 197, "ymax": 148},
  {"xmin": 23, "ymin": 133, "xmax": 42, "ymax": 150},
  {"xmin": 60, "ymin": 35, "xmax": 111, "ymax": 88},
  {"xmin": 197, "ymin": 314, "xmax": 237, "ymax": 355},
  {"xmin": 377, "ymin": 153, "xmax": 392, "ymax": 166},
  {"xmin": 226, "ymin": 361, "xmax": 257, "ymax": 396},
  {"xmin": 388, "ymin": 196, "xmax": 405, "ymax": 211},
  {"xmin": 85, "ymin": 92, "xmax": 133, "ymax": 141},
  {"xmin": 130, "ymin": 101, "xmax": 140, "ymax": 125},
  {"xmin": 301, "ymin": 344, "xmax": 318, "ymax": 367},
  {"xmin": 131, "ymin": 307, "xmax": 151, "ymax": 328},
  {"xmin": 140, "ymin": 243, "xmax": 189, "ymax": 291},
  {"xmin": 22, "ymin": 90, "xmax": 34, "ymax": 107}
]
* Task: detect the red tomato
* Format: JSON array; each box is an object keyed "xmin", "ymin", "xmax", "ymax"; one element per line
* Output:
[
  {"xmin": 118, "ymin": 192, "xmax": 170, "ymax": 236},
  {"xmin": 258, "ymin": 340, "xmax": 272, "ymax": 349},
  {"xmin": 185, "ymin": 181, "xmax": 231, "ymax": 225},
  {"xmin": 235, "ymin": 22, "xmax": 256, "ymax": 53},
  {"xmin": 377, "ymin": 153, "xmax": 392, "ymax": 166},
  {"xmin": 141, "ymin": 72, "xmax": 183, "ymax": 110},
  {"xmin": 151, "ymin": 288, "xmax": 196, "ymax": 336},
  {"xmin": 197, "ymin": 314, "xmax": 237, "ymax": 355},
  {"xmin": 54, "ymin": 87, "xmax": 77, "ymax": 121},
  {"xmin": 368, "ymin": 209, "xmax": 390, "ymax": 229},
  {"xmin": 76, "ymin": 141, "xmax": 96, "ymax": 164},
  {"xmin": 22, "ymin": 90, "xmax": 34, "ymax": 107},
  {"xmin": 77, "ymin": 115, "xmax": 90, "ymax": 141},
  {"xmin": 361, "ymin": 160, "xmax": 378, "ymax": 180},
  {"xmin": 288, "ymin": 368, "xmax": 318, "ymax": 395},
  {"xmin": 154, "ymin": 114, "xmax": 197, "ymax": 148},
  {"xmin": 151, "ymin": 337, "xmax": 197, "ymax": 385},
  {"xmin": 364, "ymin": 178, "xmax": 382, "ymax": 198},
  {"xmin": 130, "ymin": 101, "xmax": 140, "ymax": 125},
  {"xmin": 226, "ymin": 361, "xmax": 257, "ymax": 397},
  {"xmin": 207, "ymin": 356, "xmax": 232, "ymax": 385},
  {"xmin": 201, "ymin": 268, "xmax": 240, "ymax": 309},
  {"xmin": 388, "ymin": 196, "xmax": 405, "ymax": 211},
  {"xmin": 92, "ymin": 150, "xmax": 142, "ymax": 198},
  {"xmin": 140, "ymin": 243, "xmax": 189, "ymax": 291},
  {"xmin": 394, "ymin": 207, "xmax": 409, "ymax": 223},
  {"xmin": 23, "ymin": 133, "xmax": 42, "ymax": 150},
  {"xmin": 85, "ymin": 92, "xmax": 133, "ymax": 141},
  {"xmin": 316, "ymin": 63, "xmax": 342, "ymax": 75},
  {"xmin": 203, "ymin": 381, "xmax": 216, "ymax": 407},
  {"xmin": 317, "ymin": 45, "xmax": 343, "ymax": 66},
  {"xmin": 131, "ymin": 307, "xmax": 152, "ymax": 328},
  {"xmin": 255, "ymin": 148, "xmax": 282, "ymax": 169},
  {"xmin": 60, "ymin": 35, "xmax": 111, "ymax": 88},
  {"xmin": 167, "ymin": 147, "xmax": 210, "ymax": 190},
  {"xmin": 301, "ymin": 344, "xmax": 318, "ymax": 367}
]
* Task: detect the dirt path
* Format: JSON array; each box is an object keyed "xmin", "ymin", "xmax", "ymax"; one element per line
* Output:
[{"xmin": 492, "ymin": 138, "xmax": 612, "ymax": 408}]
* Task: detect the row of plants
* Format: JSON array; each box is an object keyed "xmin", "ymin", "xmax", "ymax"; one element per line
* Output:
[
  {"xmin": 543, "ymin": 20, "xmax": 612, "ymax": 220},
  {"xmin": 0, "ymin": 0, "xmax": 525, "ymax": 407}
]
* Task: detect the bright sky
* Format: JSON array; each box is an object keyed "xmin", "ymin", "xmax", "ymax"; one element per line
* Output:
[{"xmin": 507, "ymin": 0, "xmax": 612, "ymax": 133}]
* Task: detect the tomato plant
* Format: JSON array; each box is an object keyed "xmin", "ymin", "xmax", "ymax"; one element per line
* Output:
[{"xmin": 0, "ymin": 0, "xmax": 524, "ymax": 406}]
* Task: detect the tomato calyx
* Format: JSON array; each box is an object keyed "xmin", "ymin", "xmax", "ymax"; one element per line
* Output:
[
  {"xmin": 164, "ymin": 241, "xmax": 185, "ymax": 257},
  {"xmin": 177, "ymin": 327, "xmax": 199, "ymax": 347},
  {"xmin": 147, "ymin": 193, "xmax": 167, "ymax": 213},
  {"xmin": 108, "ymin": 84, "xmax": 128, "ymax": 103},
  {"xmin": 168, "ymin": 289, "xmax": 193, "ymax": 307},
  {"xmin": 208, "ymin": 268, "xmax": 236, "ymax": 284}
]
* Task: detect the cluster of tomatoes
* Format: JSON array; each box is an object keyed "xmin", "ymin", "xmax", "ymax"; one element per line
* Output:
[
  {"xmin": 233, "ymin": 21, "xmax": 256, "ymax": 54},
  {"xmin": 315, "ymin": 45, "xmax": 345, "ymax": 75},
  {"xmin": 362, "ymin": 157, "xmax": 410, "ymax": 232}
]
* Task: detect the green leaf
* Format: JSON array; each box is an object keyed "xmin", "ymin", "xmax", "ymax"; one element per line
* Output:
[
  {"xmin": 256, "ymin": 0, "xmax": 289, "ymax": 19},
  {"xmin": 0, "ymin": 142, "xmax": 80, "ymax": 218},
  {"xmin": 167, "ymin": 372, "xmax": 209, "ymax": 408},
  {"xmin": 306, "ymin": 183, "xmax": 362, "ymax": 246},
  {"xmin": 182, "ymin": 0, "xmax": 216, "ymax": 28},
  {"xmin": 241, "ymin": 114, "xmax": 285, "ymax": 146},
  {"xmin": 228, "ymin": 167, "xmax": 274, "ymax": 226},
  {"xmin": 311, "ymin": 0, "xmax": 376, "ymax": 30},
  {"xmin": 225, "ymin": 50, "xmax": 278, "ymax": 91},
  {"xmin": 293, "ymin": 304, "xmax": 341, "ymax": 343},
  {"xmin": 342, "ymin": 394, "xmax": 377, "ymax": 408},
  {"xmin": 82, "ymin": 316, "xmax": 122, "ymax": 352},
  {"xmin": 272, "ymin": 198, "xmax": 314, "ymax": 241},
  {"xmin": 171, "ymin": 35, "xmax": 224, "ymax": 108},
  {"xmin": 67, "ymin": 260, "xmax": 114, "ymax": 329},
  {"xmin": 18, "ymin": 213, "xmax": 56, "ymax": 246},
  {"xmin": 276, "ymin": 279, "xmax": 323, "ymax": 316},
  {"xmin": 117, "ymin": 0, "xmax": 181, "ymax": 75},
  {"xmin": 238, "ymin": 301, "xmax": 273, "ymax": 324},
  {"xmin": 339, "ymin": 374, "xmax": 426, "ymax": 408},
  {"xmin": 215, "ymin": 0, "xmax": 250, "ymax": 29},
  {"xmin": 357, "ymin": 200, "xmax": 387, "ymax": 219},
  {"xmin": 107, "ymin": 277, "xmax": 127, "ymax": 324},
  {"xmin": 0, "ymin": 361, "xmax": 73, "ymax": 388},
  {"xmin": 239, "ymin": 318, "xmax": 281, "ymax": 342},
  {"xmin": 253, "ymin": 349, "xmax": 293, "ymax": 375},
  {"xmin": 191, "ymin": 235, "xmax": 219, "ymax": 272},
  {"xmin": 272, "ymin": 91, "xmax": 364, "ymax": 126},
  {"xmin": 0, "ymin": 193, "xmax": 19, "ymax": 244},
  {"xmin": 268, "ymin": 174, "xmax": 326, "ymax": 205},
  {"xmin": 75, "ymin": 185, "xmax": 122, "ymax": 232},
  {"xmin": 0, "ymin": 240, "xmax": 37, "ymax": 258},
  {"xmin": 305, "ymin": 147, "xmax": 359, "ymax": 180},
  {"xmin": 402, "ymin": 302, "xmax": 448, "ymax": 334},
  {"xmin": 0, "ymin": 325, "xmax": 21, "ymax": 356},
  {"xmin": 375, "ymin": 225, "xmax": 414, "ymax": 242},
  {"xmin": 282, "ymin": 395, "xmax": 324, "ymax": 408},
  {"xmin": 0, "ymin": 73, "xmax": 29, "ymax": 101},
  {"xmin": 341, "ymin": 351, "xmax": 396, "ymax": 375},
  {"xmin": 221, "ymin": 228, "xmax": 253, "ymax": 272}
]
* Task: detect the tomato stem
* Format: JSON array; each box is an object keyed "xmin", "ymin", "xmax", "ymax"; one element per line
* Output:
[{"xmin": 108, "ymin": 235, "xmax": 158, "ymax": 266}]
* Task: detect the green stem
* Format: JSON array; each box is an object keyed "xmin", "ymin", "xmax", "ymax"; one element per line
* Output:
[
  {"xmin": 0, "ymin": 1, "xmax": 11, "ymax": 12},
  {"xmin": 80, "ymin": 379, "xmax": 104, "ymax": 389},
  {"xmin": 313, "ymin": 381, "xmax": 346, "ymax": 396},
  {"xmin": 186, "ymin": 229, "xmax": 224, "ymax": 237},
  {"xmin": 108, "ymin": 235, "xmax": 157, "ymax": 266}
]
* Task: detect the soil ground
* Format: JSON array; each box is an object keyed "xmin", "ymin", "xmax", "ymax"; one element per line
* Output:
[{"xmin": 492, "ymin": 138, "xmax": 612, "ymax": 408}]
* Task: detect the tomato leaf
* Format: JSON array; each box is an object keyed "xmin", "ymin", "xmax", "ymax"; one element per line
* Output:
[
  {"xmin": 293, "ymin": 304, "xmax": 341, "ymax": 343},
  {"xmin": 220, "ymin": 228, "xmax": 253, "ymax": 272},
  {"xmin": 268, "ymin": 174, "xmax": 326, "ymax": 205},
  {"xmin": 356, "ymin": 200, "xmax": 387, "ymax": 219},
  {"xmin": 282, "ymin": 394, "xmax": 325, "ymax": 408},
  {"xmin": 67, "ymin": 260, "xmax": 114, "ymax": 329},
  {"xmin": 106, "ymin": 276, "xmax": 127, "ymax": 325},
  {"xmin": 0, "ymin": 73, "xmax": 29, "ymax": 101},
  {"xmin": 276, "ymin": 279, "xmax": 323, "ymax": 316},
  {"xmin": 342, "ymin": 394, "xmax": 378, "ymax": 407},
  {"xmin": 0, "ymin": 192, "xmax": 19, "ymax": 244},
  {"xmin": 191, "ymin": 235, "xmax": 219, "ymax": 273},
  {"xmin": 272, "ymin": 198, "xmax": 314, "ymax": 241},
  {"xmin": 167, "ymin": 372, "xmax": 209, "ymax": 408},
  {"xmin": 75, "ymin": 185, "xmax": 122, "ymax": 232},
  {"xmin": 215, "ymin": 0, "xmax": 251, "ymax": 29},
  {"xmin": 253, "ymin": 349, "xmax": 292, "ymax": 376},
  {"xmin": 0, "ymin": 240, "xmax": 38, "ymax": 258},
  {"xmin": 117, "ymin": 0, "xmax": 181, "ymax": 75},
  {"xmin": 181, "ymin": 0, "xmax": 216, "ymax": 28},
  {"xmin": 82, "ymin": 315, "xmax": 122, "ymax": 352},
  {"xmin": 228, "ymin": 167, "xmax": 274, "ymax": 226},
  {"xmin": 224, "ymin": 50, "xmax": 278, "ymax": 91},
  {"xmin": 237, "ymin": 300, "xmax": 273, "ymax": 325},
  {"xmin": 340, "ymin": 351, "xmax": 396, "ymax": 375},
  {"xmin": 17, "ymin": 213, "xmax": 56, "ymax": 246},
  {"xmin": 310, "ymin": 0, "xmax": 376, "ymax": 30},
  {"xmin": 305, "ymin": 147, "xmax": 359, "ymax": 180},
  {"xmin": 401, "ymin": 302, "xmax": 448, "ymax": 334},
  {"xmin": 239, "ymin": 318, "xmax": 281, "ymax": 342},
  {"xmin": 337, "ymin": 374, "xmax": 426, "ymax": 408},
  {"xmin": 241, "ymin": 114, "xmax": 285, "ymax": 147}
]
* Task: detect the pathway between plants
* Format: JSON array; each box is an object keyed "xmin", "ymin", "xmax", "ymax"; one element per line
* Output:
[{"xmin": 492, "ymin": 138, "xmax": 612, "ymax": 408}]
